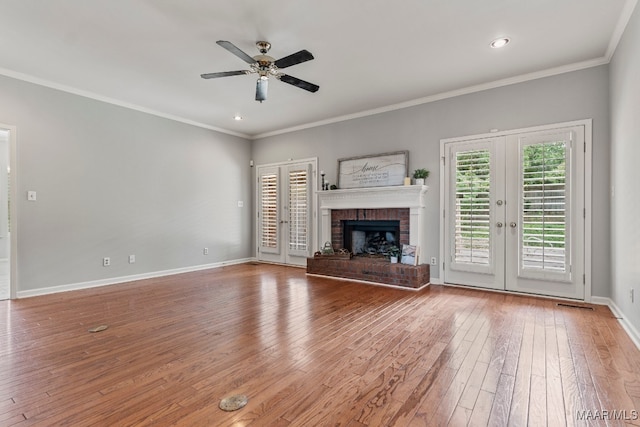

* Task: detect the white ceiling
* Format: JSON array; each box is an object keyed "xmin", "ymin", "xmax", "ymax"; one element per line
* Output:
[{"xmin": 0, "ymin": 0, "xmax": 635, "ymax": 138}]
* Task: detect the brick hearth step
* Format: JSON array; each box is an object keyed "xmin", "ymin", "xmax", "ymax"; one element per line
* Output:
[{"xmin": 306, "ymin": 256, "xmax": 430, "ymax": 289}]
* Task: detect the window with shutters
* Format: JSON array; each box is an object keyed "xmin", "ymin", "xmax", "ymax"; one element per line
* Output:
[
  {"xmin": 454, "ymin": 149, "xmax": 491, "ymax": 265},
  {"xmin": 521, "ymin": 141, "xmax": 568, "ymax": 272},
  {"xmin": 288, "ymin": 168, "xmax": 309, "ymax": 252},
  {"xmin": 260, "ymin": 172, "xmax": 279, "ymax": 251}
]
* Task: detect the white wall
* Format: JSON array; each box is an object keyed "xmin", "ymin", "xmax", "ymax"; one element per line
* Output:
[
  {"xmin": 253, "ymin": 66, "xmax": 611, "ymax": 298},
  {"xmin": 610, "ymin": 3, "xmax": 640, "ymax": 335},
  {"xmin": 0, "ymin": 74, "xmax": 253, "ymax": 294}
]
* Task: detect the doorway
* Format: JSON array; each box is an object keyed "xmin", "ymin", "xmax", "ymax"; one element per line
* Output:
[
  {"xmin": 256, "ymin": 158, "xmax": 317, "ymax": 267},
  {"xmin": 0, "ymin": 126, "xmax": 15, "ymax": 300},
  {"xmin": 441, "ymin": 121, "xmax": 590, "ymax": 300}
]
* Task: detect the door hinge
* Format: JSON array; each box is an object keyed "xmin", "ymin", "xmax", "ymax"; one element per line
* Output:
[
  {"xmin": 443, "ymin": 209, "xmax": 445, "ymax": 218},
  {"xmin": 583, "ymin": 208, "xmax": 586, "ymax": 218},
  {"xmin": 584, "ymin": 141, "xmax": 586, "ymax": 153},
  {"xmin": 442, "ymin": 155, "xmax": 446, "ymax": 166},
  {"xmin": 583, "ymin": 274, "xmax": 586, "ymax": 285},
  {"xmin": 442, "ymin": 262, "xmax": 445, "ymax": 271}
]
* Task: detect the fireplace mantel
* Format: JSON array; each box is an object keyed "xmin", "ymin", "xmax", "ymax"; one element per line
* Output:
[{"xmin": 318, "ymin": 185, "xmax": 429, "ymax": 263}]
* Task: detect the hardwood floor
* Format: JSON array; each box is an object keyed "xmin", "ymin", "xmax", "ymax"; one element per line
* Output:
[{"xmin": 0, "ymin": 263, "xmax": 639, "ymax": 426}]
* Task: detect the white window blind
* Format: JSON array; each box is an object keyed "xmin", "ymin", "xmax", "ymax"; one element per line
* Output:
[
  {"xmin": 260, "ymin": 173, "xmax": 278, "ymax": 250},
  {"xmin": 288, "ymin": 168, "xmax": 309, "ymax": 252},
  {"xmin": 454, "ymin": 149, "xmax": 491, "ymax": 265},
  {"xmin": 521, "ymin": 141, "xmax": 568, "ymax": 272}
]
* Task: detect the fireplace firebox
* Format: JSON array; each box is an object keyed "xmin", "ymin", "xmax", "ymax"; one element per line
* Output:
[{"xmin": 343, "ymin": 220, "xmax": 400, "ymax": 255}]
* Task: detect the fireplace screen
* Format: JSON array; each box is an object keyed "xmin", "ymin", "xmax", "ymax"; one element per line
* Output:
[{"xmin": 342, "ymin": 220, "xmax": 400, "ymax": 255}]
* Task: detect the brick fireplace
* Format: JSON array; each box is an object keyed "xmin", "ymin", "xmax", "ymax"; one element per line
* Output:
[
  {"xmin": 318, "ymin": 185, "xmax": 429, "ymax": 262},
  {"xmin": 308, "ymin": 185, "xmax": 431, "ymax": 289}
]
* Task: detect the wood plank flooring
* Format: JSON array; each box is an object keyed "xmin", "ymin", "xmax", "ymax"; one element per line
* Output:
[{"xmin": 0, "ymin": 263, "xmax": 639, "ymax": 426}]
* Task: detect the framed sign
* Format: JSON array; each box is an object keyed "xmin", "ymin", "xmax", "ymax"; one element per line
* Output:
[{"xmin": 337, "ymin": 151, "xmax": 408, "ymax": 189}]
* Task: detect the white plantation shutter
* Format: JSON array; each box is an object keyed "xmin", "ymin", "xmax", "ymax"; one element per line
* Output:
[
  {"xmin": 520, "ymin": 139, "xmax": 570, "ymax": 279},
  {"xmin": 287, "ymin": 165, "xmax": 311, "ymax": 256},
  {"xmin": 259, "ymin": 168, "xmax": 280, "ymax": 254},
  {"xmin": 454, "ymin": 149, "xmax": 492, "ymax": 266}
]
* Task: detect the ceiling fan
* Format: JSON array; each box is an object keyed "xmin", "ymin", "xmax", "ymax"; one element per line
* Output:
[{"xmin": 201, "ymin": 40, "xmax": 319, "ymax": 103}]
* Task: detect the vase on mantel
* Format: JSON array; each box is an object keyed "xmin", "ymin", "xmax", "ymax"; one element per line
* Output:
[{"xmin": 415, "ymin": 178, "xmax": 425, "ymax": 186}]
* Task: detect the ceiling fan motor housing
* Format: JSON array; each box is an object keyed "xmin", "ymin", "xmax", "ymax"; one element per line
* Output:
[{"xmin": 256, "ymin": 41, "xmax": 271, "ymax": 54}]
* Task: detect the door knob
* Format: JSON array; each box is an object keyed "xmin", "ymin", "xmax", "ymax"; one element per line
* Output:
[
  {"xmin": 496, "ymin": 222, "xmax": 503, "ymax": 228},
  {"xmin": 510, "ymin": 222, "xmax": 517, "ymax": 228},
  {"xmin": 496, "ymin": 200, "xmax": 504, "ymax": 206}
]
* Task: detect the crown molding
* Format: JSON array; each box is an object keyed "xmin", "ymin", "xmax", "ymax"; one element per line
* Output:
[
  {"xmin": 252, "ymin": 57, "xmax": 609, "ymax": 140},
  {"xmin": 606, "ymin": 0, "xmax": 639, "ymax": 60},
  {"xmin": 0, "ymin": 67, "xmax": 251, "ymax": 140}
]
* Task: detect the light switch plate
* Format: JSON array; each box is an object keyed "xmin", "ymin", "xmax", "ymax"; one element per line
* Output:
[{"xmin": 27, "ymin": 191, "xmax": 37, "ymax": 201}]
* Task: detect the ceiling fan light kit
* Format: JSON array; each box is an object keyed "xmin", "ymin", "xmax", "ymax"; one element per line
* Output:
[{"xmin": 201, "ymin": 40, "xmax": 319, "ymax": 103}]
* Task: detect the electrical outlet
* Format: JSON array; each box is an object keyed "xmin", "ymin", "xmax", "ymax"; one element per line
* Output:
[
  {"xmin": 103, "ymin": 257, "xmax": 110, "ymax": 267},
  {"xmin": 430, "ymin": 257, "xmax": 437, "ymax": 266},
  {"xmin": 203, "ymin": 248, "xmax": 209, "ymax": 255},
  {"xmin": 129, "ymin": 255, "xmax": 135, "ymax": 264}
]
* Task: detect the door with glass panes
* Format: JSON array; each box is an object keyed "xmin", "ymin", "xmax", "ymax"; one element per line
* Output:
[
  {"xmin": 257, "ymin": 160, "xmax": 315, "ymax": 266},
  {"xmin": 443, "ymin": 125, "xmax": 585, "ymax": 300}
]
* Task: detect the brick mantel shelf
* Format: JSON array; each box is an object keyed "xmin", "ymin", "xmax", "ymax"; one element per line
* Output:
[{"xmin": 318, "ymin": 185, "xmax": 429, "ymax": 264}]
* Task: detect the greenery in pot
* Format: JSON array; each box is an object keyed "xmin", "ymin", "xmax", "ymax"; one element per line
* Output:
[
  {"xmin": 386, "ymin": 245, "xmax": 401, "ymax": 260},
  {"xmin": 413, "ymin": 168, "xmax": 430, "ymax": 180}
]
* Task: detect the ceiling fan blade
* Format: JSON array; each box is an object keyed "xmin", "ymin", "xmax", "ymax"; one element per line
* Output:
[
  {"xmin": 200, "ymin": 70, "xmax": 247, "ymax": 79},
  {"xmin": 256, "ymin": 78, "xmax": 268, "ymax": 102},
  {"xmin": 274, "ymin": 50, "xmax": 314, "ymax": 69},
  {"xmin": 278, "ymin": 74, "xmax": 319, "ymax": 93},
  {"xmin": 216, "ymin": 40, "xmax": 256, "ymax": 65}
]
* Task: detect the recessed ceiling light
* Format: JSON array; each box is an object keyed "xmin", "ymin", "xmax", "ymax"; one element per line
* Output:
[
  {"xmin": 490, "ymin": 37, "xmax": 510, "ymax": 49},
  {"xmin": 233, "ymin": 115, "xmax": 243, "ymax": 121}
]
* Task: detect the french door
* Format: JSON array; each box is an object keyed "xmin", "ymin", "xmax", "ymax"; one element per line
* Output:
[
  {"xmin": 443, "ymin": 124, "xmax": 587, "ymax": 300},
  {"xmin": 256, "ymin": 159, "xmax": 316, "ymax": 266}
]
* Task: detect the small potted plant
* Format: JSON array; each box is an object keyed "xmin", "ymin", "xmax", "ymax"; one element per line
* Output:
[
  {"xmin": 387, "ymin": 245, "xmax": 401, "ymax": 263},
  {"xmin": 413, "ymin": 168, "xmax": 430, "ymax": 185}
]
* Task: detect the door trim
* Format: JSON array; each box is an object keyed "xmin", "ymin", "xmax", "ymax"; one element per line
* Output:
[
  {"xmin": 439, "ymin": 119, "xmax": 592, "ymax": 301},
  {"xmin": 0, "ymin": 123, "xmax": 18, "ymax": 300}
]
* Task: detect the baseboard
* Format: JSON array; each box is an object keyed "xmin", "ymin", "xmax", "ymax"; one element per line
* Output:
[
  {"xmin": 16, "ymin": 257, "xmax": 256, "ymax": 298},
  {"xmin": 254, "ymin": 260, "xmax": 307, "ymax": 269},
  {"xmin": 591, "ymin": 296, "xmax": 640, "ymax": 351}
]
